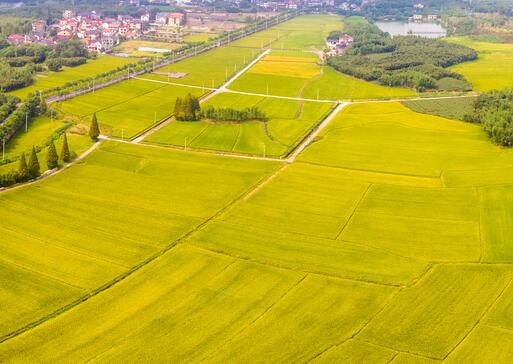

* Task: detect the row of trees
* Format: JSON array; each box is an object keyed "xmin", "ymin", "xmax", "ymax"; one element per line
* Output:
[
  {"xmin": 0, "ymin": 93, "xmax": 18, "ymax": 121},
  {"xmin": 464, "ymin": 88, "xmax": 513, "ymax": 146},
  {"xmin": 0, "ymin": 133, "xmax": 71, "ymax": 188},
  {"xmin": 200, "ymin": 105, "xmax": 268, "ymax": 122},
  {"xmin": 174, "ymin": 95, "xmax": 268, "ymax": 123},
  {"xmin": 328, "ymin": 23, "xmax": 477, "ymax": 92},
  {"xmin": 0, "ymin": 94, "xmax": 40, "ymax": 143}
]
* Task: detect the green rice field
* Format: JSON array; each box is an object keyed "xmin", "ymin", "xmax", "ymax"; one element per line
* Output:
[
  {"xmin": 145, "ymin": 92, "xmax": 333, "ymax": 156},
  {"xmin": 8, "ymin": 56, "xmax": 136, "ymax": 100},
  {"xmin": 139, "ymin": 46, "xmax": 261, "ymax": 88},
  {"xmin": 231, "ymin": 14, "xmax": 343, "ymax": 51},
  {"xmin": 3, "ymin": 13, "xmax": 513, "ymax": 363},
  {"xmin": 55, "ymin": 78, "xmax": 205, "ymax": 139}
]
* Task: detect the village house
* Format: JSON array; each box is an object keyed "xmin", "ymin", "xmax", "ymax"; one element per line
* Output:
[
  {"xmin": 31, "ymin": 20, "xmax": 46, "ymax": 35},
  {"xmin": 326, "ymin": 33, "xmax": 353, "ymax": 56}
]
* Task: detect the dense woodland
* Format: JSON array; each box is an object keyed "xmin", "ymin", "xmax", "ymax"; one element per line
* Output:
[
  {"xmin": 328, "ymin": 22, "xmax": 477, "ymax": 91},
  {"xmin": 464, "ymin": 88, "xmax": 513, "ymax": 146}
]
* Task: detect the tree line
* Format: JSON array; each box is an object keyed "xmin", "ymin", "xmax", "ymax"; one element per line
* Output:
[
  {"xmin": 328, "ymin": 21, "xmax": 477, "ymax": 91},
  {"xmin": 174, "ymin": 94, "xmax": 268, "ymax": 123},
  {"xmin": 0, "ymin": 112, "xmax": 100, "ymax": 188},
  {"xmin": 0, "ymin": 133, "xmax": 71, "ymax": 187},
  {"xmin": 464, "ymin": 88, "xmax": 513, "ymax": 146},
  {"xmin": 200, "ymin": 105, "xmax": 268, "ymax": 122}
]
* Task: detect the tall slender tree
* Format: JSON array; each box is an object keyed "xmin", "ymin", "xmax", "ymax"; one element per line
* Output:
[
  {"xmin": 61, "ymin": 133, "xmax": 71, "ymax": 162},
  {"xmin": 28, "ymin": 146, "xmax": 40, "ymax": 178},
  {"xmin": 47, "ymin": 141, "xmax": 58, "ymax": 169},
  {"xmin": 18, "ymin": 152, "xmax": 28, "ymax": 180},
  {"xmin": 89, "ymin": 113, "xmax": 100, "ymax": 141}
]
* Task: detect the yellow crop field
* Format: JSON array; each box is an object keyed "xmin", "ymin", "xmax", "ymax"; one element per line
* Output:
[{"xmin": 447, "ymin": 37, "xmax": 513, "ymax": 91}]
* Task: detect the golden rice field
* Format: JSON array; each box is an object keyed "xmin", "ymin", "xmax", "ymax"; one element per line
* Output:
[
  {"xmin": 447, "ymin": 37, "xmax": 513, "ymax": 92},
  {"xmin": 3, "ymin": 13, "xmax": 513, "ymax": 364},
  {"xmin": 3, "ymin": 98, "xmax": 513, "ymax": 362}
]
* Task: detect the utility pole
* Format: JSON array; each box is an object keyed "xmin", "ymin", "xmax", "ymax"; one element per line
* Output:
[{"xmin": 121, "ymin": 128, "xmax": 124, "ymax": 141}]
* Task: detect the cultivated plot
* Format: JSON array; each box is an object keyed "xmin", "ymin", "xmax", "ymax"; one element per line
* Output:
[
  {"xmin": 139, "ymin": 46, "xmax": 260, "ymax": 88},
  {"xmin": 229, "ymin": 51, "xmax": 416, "ymax": 100},
  {"xmin": 57, "ymin": 79, "xmax": 204, "ymax": 139},
  {"xmin": 186, "ymin": 162, "xmax": 429, "ymax": 286},
  {"xmin": 8, "ymin": 56, "xmax": 135, "ymax": 100},
  {"xmin": 145, "ymin": 92, "xmax": 333, "ymax": 156},
  {"xmin": 229, "ymin": 14, "xmax": 343, "ymax": 51},
  {"xmin": 298, "ymin": 102, "xmax": 513, "ymax": 177},
  {"xmin": 0, "ymin": 141, "xmax": 278, "ymax": 339},
  {"xmin": 359, "ymin": 264, "xmax": 513, "ymax": 359},
  {"xmin": 447, "ymin": 37, "xmax": 513, "ymax": 92}
]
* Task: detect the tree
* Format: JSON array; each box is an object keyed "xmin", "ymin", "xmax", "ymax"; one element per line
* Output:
[
  {"xmin": 39, "ymin": 97, "xmax": 47, "ymax": 115},
  {"xmin": 61, "ymin": 133, "xmax": 70, "ymax": 162},
  {"xmin": 27, "ymin": 146, "xmax": 40, "ymax": 178},
  {"xmin": 47, "ymin": 58, "xmax": 62, "ymax": 72},
  {"xmin": 46, "ymin": 141, "xmax": 58, "ymax": 169},
  {"xmin": 18, "ymin": 152, "xmax": 28, "ymax": 179},
  {"xmin": 89, "ymin": 113, "xmax": 100, "ymax": 141}
]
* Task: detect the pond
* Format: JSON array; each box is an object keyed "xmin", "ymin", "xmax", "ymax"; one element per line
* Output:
[{"xmin": 375, "ymin": 21, "xmax": 447, "ymax": 38}]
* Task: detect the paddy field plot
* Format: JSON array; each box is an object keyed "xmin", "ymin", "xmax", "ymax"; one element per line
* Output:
[
  {"xmin": 8, "ymin": 56, "xmax": 136, "ymax": 100},
  {"xmin": 402, "ymin": 96, "xmax": 476, "ymax": 121},
  {"xmin": 139, "ymin": 46, "xmax": 260, "ymax": 88},
  {"xmin": 5, "ymin": 98, "xmax": 513, "ymax": 361},
  {"xmin": 57, "ymin": 79, "xmax": 204, "ymax": 139},
  {"xmin": 186, "ymin": 162, "xmax": 429, "ymax": 286},
  {"xmin": 145, "ymin": 92, "xmax": 334, "ymax": 156},
  {"xmin": 359, "ymin": 264, "xmax": 513, "ymax": 359},
  {"xmin": 266, "ymin": 14, "xmax": 344, "ymax": 51},
  {"xmin": 298, "ymin": 102, "xmax": 513, "ymax": 177},
  {"xmin": 229, "ymin": 51, "xmax": 415, "ymax": 100},
  {"xmin": 229, "ymin": 14, "xmax": 343, "ymax": 51},
  {"xmin": 0, "ymin": 141, "xmax": 278, "ymax": 339},
  {"xmin": 447, "ymin": 37, "xmax": 513, "ymax": 92}
]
